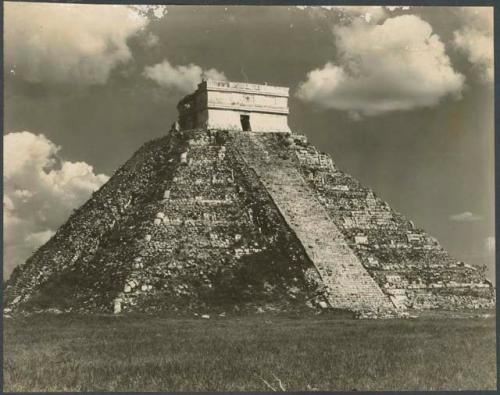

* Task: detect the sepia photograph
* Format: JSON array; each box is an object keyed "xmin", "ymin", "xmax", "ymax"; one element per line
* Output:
[{"xmin": 2, "ymin": 1, "xmax": 497, "ymax": 392}]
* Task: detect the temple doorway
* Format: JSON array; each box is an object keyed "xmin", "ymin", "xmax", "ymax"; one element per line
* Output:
[{"xmin": 240, "ymin": 114, "xmax": 251, "ymax": 131}]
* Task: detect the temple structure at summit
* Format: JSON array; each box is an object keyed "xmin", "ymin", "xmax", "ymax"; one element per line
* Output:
[{"xmin": 177, "ymin": 80, "xmax": 291, "ymax": 133}]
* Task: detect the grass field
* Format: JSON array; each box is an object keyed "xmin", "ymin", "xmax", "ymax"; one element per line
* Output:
[{"xmin": 3, "ymin": 311, "xmax": 497, "ymax": 391}]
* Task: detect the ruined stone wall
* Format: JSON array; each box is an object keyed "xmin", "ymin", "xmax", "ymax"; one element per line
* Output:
[
  {"xmin": 5, "ymin": 129, "xmax": 494, "ymax": 315},
  {"xmin": 4, "ymin": 134, "xmax": 177, "ymax": 308},
  {"xmin": 104, "ymin": 130, "xmax": 320, "ymax": 314},
  {"xmin": 5, "ymin": 129, "xmax": 322, "ymax": 314},
  {"xmin": 285, "ymin": 134, "xmax": 494, "ymax": 310}
]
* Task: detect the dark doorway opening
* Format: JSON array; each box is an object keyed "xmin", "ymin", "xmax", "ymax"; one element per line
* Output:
[{"xmin": 240, "ymin": 115, "xmax": 251, "ymax": 131}]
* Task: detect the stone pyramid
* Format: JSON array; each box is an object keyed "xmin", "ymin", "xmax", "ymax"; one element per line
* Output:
[{"xmin": 4, "ymin": 81, "xmax": 494, "ymax": 318}]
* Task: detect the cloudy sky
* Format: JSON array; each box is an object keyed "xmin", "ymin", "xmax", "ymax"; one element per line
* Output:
[{"xmin": 3, "ymin": 3, "xmax": 495, "ymax": 280}]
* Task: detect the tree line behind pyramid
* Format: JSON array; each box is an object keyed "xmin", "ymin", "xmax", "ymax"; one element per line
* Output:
[{"xmin": 4, "ymin": 81, "xmax": 495, "ymax": 319}]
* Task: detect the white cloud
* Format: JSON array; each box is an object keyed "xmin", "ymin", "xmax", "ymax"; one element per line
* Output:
[
  {"xmin": 335, "ymin": 6, "xmax": 386, "ymax": 23},
  {"xmin": 143, "ymin": 60, "xmax": 227, "ymax": 94},
  {"xmin": 144, "ymin": 32, "xmax": 160, "ymax": 48},
  {"xmin": 453, "ymin": 7, "xmax": 493, "ymax": 83},
  {"xmin": 3, "ymin": 132, "xmax": 109, "ymax": 278},
  {"xmin": 348, "ymin": 111, "xmax": 362, "ymax": 122},
  {"xmin": 386, "ymin": 6, "xmax": 411, "ymax": 12},
  {"xmin": 296, "ymin": 5, "xmax": 386, "ymax": 24},
  {"xmin": 296, "ymin": 15, "xmax": 464, "ymax": 116},
  {"xmin": 485, "ymin": 236, "xmax": 495, "ymax": 253},
  {"xmin": 130, "ymin": 5, "xmax": 168, "ymax": 20},
  {"xmin": 449, "ymin": 211, "xmax": 484, "ymax": 222},
  {"xmin": 4, "ymin": 3, "xmax": 150, "ymax": 84}
]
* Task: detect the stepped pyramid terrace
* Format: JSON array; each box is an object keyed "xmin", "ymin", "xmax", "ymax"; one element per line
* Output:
[{"xmin": 4, "ymin": 80, "xmax": 495, "ymax": 318}]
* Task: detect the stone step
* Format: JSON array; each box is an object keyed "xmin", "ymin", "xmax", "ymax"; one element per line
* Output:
[{"xmin": 236, "ymin": 133, "xmax": 395, "ymax": 314}]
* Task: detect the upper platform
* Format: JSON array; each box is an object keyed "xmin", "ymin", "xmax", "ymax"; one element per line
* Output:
[{"xmin": 176, "ymin": 80, "xmax": 291, "ymax": 133}]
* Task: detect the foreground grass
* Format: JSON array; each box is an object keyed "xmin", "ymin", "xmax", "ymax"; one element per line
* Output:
[{"xmin": 3, "ymin": 312, "xmax": 497, "ymax": 391}]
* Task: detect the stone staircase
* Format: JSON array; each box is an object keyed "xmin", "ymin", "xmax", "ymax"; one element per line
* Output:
[{"xmin": 235, "ymin": 132, "xmax": 396, "ymax": 315}]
